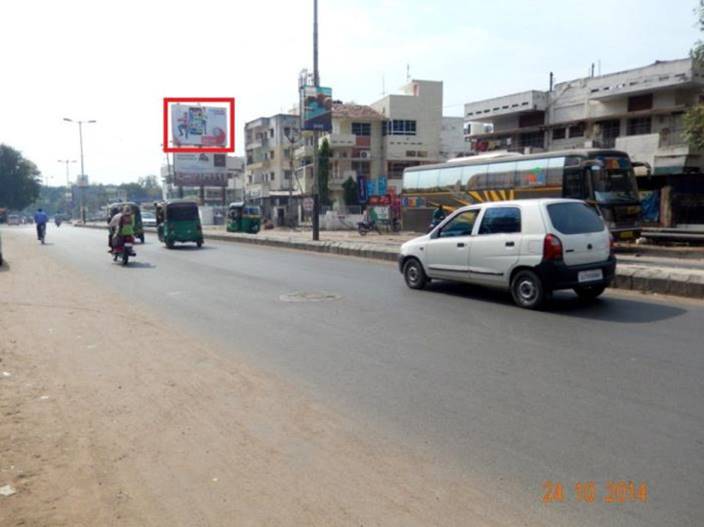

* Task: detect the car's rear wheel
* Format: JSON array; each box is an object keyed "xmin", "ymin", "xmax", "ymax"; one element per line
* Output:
[
  {"xmin": 511, "ymin": 270, "xmax": 548, "ymax": 309},
  {"xmin": 574, "ymin": 284, "xmax": 606, "ymax": 301},
  {"xmin": 403, "ymin": 258, "xmax": 428, "ymax": 290}
]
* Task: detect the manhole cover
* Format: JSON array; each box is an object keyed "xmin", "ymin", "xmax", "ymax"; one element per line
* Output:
[{"xmin": 279, "ymin": 291, "xmax": 341, "ymax": 303}]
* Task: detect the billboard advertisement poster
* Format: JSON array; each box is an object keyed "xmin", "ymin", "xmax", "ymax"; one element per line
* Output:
[
  {"xmin": 302, "ymin": 86, "xmax": 333, "ymax": 131},
  {"xmin": 366, "ymin": 179, "xmax": 376, "ymax": 198},
  {"xmin": 173, "ymin": 153, "xmax": 228, "ymax": 187},
  {"xmin": 171, "ymin": 104, "xmax": 228, "ymax": 147},
  {"xmin": 377, "ymin": 176, "xmax": 388, "ymax": 196},
  {"xmin": 357, "ymin": 175, "xmax": 368, "ymax": 203}
]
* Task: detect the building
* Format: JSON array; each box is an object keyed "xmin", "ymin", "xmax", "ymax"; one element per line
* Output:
[
  {"xmin": 244, "ymin": 114, "xmax": 300, "ymax": 225},
  {"xmin": 464, "ymin": 58, "xmax": 704, "ymax": 225}
]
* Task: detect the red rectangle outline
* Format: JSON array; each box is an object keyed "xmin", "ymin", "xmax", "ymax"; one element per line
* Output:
[{"xmin": 163, "ymin": 97, "xmax": 235, "ymax": 153}]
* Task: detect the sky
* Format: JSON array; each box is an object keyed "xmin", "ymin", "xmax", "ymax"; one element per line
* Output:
[{"xmin": 0, "ymin": 0, "xmax": 700, "ymax": 185}]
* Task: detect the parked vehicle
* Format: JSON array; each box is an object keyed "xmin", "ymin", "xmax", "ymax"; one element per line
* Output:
[
  {"xmin": 141, "ymin": 211, "xmax": 157, "ymax": 228},
  {"xmin": 110, "ymin": 234, "xmax": 136, "ymax": 265},
  {"xmin": 7, "ymin": 215, "xmax": 21, "ymax": 226},
  {"xmin": 402, "ymin": 149, "xmax": 641, "ymax": 241},
  {"xmin": 107, "ymin": 202, "xmax": 144, "ymax": 243},
  {"xmin": 155, "ymin": 200, "xmax": 203, "ymax": 248},
  {"xmin": 226, "ymin": 202, "xmax": 261, "ymax": 234},
  {"xmin": 357, "ymin": 220, "xmax": 381, "ymax": 236},
  {"xmin": 398, "ymin": 198, "xmax": 615, "ymax": 309}
]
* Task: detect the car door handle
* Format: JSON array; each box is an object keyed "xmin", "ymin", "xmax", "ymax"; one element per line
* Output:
[
  {"xmin": 457, "ymin": 242, "xmax": 465, "ymax": 248},
  {"xmin": 505, "ymin": 241, "xmax": 515, "ymax": 247}
]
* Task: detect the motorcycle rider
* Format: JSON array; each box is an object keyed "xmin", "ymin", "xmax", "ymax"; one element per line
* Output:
[
  {"xmin": 33, "ymin": 208, "xmax": 49, "ymax": 241},
  {"xmin": 108, "ymin": 205, "xmax": 135, "ymax": 251}
]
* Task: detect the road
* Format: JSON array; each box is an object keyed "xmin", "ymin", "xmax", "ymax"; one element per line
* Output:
[{"xmin": 6, "ymin": 224, "xmax": 704, "ymax": 526}]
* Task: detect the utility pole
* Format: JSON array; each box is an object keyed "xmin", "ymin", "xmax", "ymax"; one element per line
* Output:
[
  {"xmin": 311, "ymin": 0, "xmax": 321, "ymax": 241},
  {"xmin": 63, "ymin": 118, "xmax": 96, "ymax": 222}
]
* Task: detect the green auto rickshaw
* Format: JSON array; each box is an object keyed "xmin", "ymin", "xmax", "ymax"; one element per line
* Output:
[
  {"xmin": 155, "ymin": 200, "xmax": 204, "ymax": 248},
  {"xmin": 226, "ymin": 202, "xmax": 261, "ymax": 234},
  {"xmin": 107, "ymin": 202, "xmax": 144, "ymax": 243}
]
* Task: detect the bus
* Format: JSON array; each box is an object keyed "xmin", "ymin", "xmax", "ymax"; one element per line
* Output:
[{"xmin": 402, "ymin": 149, "xmax": 642, "ymax": 240}]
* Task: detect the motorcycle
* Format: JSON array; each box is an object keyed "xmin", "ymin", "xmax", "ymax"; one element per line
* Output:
[
  {"xmin": 111, "ymin": 234, "xmax": 136, "ymax": 266},
  {"xmin": 357, "ymin": 220, "xmax": 381, "ymax": 236},
  {"xmin": 54, "ymin": 217, "xmax": 62, "ymax": 227}
]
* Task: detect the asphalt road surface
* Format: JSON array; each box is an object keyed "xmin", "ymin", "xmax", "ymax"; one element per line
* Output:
[{"xmin": 12, "ymin": 225, "xmax": 704, "ymax": 526}]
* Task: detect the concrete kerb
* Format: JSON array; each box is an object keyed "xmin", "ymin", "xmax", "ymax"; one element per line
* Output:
[{"xmin": 74, "ymin": 223, "xmax": 702, "ymax": 299}]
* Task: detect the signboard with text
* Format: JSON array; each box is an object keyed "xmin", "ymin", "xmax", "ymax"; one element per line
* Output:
[{"xmin": 173, "ymin": 153, "xmax": 228, "ymax": 187}]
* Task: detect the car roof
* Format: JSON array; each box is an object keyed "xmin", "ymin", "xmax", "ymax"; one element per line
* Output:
[{"xmin": 454, "ymin": 198, "xmax": 582, "ymax": 214}]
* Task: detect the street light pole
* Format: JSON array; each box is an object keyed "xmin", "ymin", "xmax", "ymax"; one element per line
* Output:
[
  {"xmin": 311, "ymin": 0, "xmax": 321, "ymax": 241},
  {"xmin": 63, "ymin": 117, "xmax": 96, "ymax": 223}
]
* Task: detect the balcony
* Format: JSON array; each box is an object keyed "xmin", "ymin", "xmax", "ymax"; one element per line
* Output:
[{"xmin": 294, "ymin": 144, "xmax": 315, "ymax": 159}]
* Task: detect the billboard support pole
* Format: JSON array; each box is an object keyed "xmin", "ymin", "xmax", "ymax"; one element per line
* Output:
[{"xmin": 312, "ymin": 0, "xmax": 320, "ymax": 241}]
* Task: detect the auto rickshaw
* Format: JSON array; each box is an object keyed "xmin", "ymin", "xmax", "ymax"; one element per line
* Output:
[
  {"xmin": 155, "ymin": 200, "xmax": 203, "ymax": 248},
  {"xmin": 226, "ymin": 202, "xmax": 261, "ymax": 234},
  {"xmin": 107, "ymin": 202, "xmax": 144, "ymax": 243}
]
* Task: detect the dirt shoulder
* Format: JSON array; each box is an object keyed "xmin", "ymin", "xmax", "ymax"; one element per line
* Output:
[{"xmin": 0, "ymin": 231, "xmax": 520, "ymax": 526}]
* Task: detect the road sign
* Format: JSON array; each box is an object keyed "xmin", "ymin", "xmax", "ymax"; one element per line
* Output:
[{"xmin": 303, "ymin": 197, "xmax": 314, "ymax": 212}]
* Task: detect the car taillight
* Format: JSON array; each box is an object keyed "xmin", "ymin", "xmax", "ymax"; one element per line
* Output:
[
  {"xmin": 609, "ymin": 233, "xmax": 615, "ymax": 256},
  {"xmin": 543, "ymin": 234, "xmax": 563, "ymax": 261}
]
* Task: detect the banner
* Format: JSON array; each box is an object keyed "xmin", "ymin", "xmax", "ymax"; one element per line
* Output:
[
  {"xmin": 171, "ymin": 104, "xmax": 228, "ymax": 147},
  {"xmin": 302, "ymin": 86, "xmax": 333, "ymax": 131},
  {"xmin": 173, "ymin": 153, "xmax": 228, "ymax": 186},
  {"xmin": 357, "ymin": 175, "xmax": 368, "ymax": 203}
]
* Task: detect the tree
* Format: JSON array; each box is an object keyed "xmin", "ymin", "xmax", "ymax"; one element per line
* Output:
[
  {"xmin": 317, "ymin": 138, "xmax": 332, "ymax": 206},
  {"xmin": 685, "ymin": 1, "xmax": 704, "ymax": 150},
  {"xmin": 342, "ymin": 176, "xmax": 359, "ymax": 206},
  {"xmin": 0, "ymin": 144, "xmax": 41, "ymax": 210}
]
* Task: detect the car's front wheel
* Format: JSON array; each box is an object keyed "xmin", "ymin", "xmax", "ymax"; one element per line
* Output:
[
  {"xmin": 511, "ymin": 270, "xmax": 549, "ymax": 309},
  {"xmin": 403, "ymin": 258, "xmax": 428, "ymax": 290},
  {"xmin": 574, "ymin": 284, "xmax": 606, "ymax": 301}
]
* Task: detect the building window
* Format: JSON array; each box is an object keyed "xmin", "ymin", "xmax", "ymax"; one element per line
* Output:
[
  {"xmin": 351, "ymin": 161, "xmax": 370, "ymax": 177},
  {"xmin": 270, "ymin": 172, "xmax": 275, "ymax": 182},
  {"xmin": 519, "ymin": 131, "xmax": 544, "ymax": 148},
  {"xmin": 248, "ymin": 175, "xmax": 252, "ymax": 183},
  {"xmin": 518, "ymin": 111, "xmax": 544, "ymax": 128},
  {"xmin": 284, "ymin": 170, "xmax": 292, "ymax": 179},
  {"xmin": 269, "ymin": 129, "xmax": 275, "ymax": 138},
  {"xmin": 596, "ymin": 119, "xmax": 620, "ymax": 147},
  {"xmin": 568, "ymin": 122, "xmax": 585, "ymax": 138},
  {"xmin": 351, "ymin": 122, "xmax": 371, "ymax": 136},
  {"xmin": 628, "ymin": 94, "xmax": 653, "ymax": 112},
  {"xmin": 627, "ymin": 117, "xmax": 652, "ymax": 136},
  {"xmin": 270, "ymin": 150, "xmax": 275, "ymax": 160},
  {"xmin": 552, "ymin": 127, "xmax": 566, "ymax": 140},
  {"xmin": 386, "ymin": 120, "xmax": 417, "ymax": 136}
]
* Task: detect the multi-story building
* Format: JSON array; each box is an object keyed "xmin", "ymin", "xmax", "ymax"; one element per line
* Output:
[
  {"xmin": 464, "ymin": 58, "xmax": 704, "ymax": 225},
  {"xmin": 244, "ymin": 114, "xmax": 300, "ymax": 225}
]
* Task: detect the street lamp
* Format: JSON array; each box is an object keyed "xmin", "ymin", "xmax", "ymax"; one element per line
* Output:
[
  {"xmin": 57, "ymin": 159, "xmax": 77, "ymax": 213},
  {"xmin": 63, "ymin": 118, "xmax": 97, "ymax": 222}
]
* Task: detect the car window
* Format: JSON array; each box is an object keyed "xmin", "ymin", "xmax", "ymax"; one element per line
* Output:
[
  {"xmin": 438, "ymin": 210, "xmax": 479, "ymax": 238},
  {"xmin": 478, "ymin": 207, "xmax": 521, "ymax": 235},
  {"xmin": 547, "ymin": 202, "xmax": 605, "ymax": 234}
]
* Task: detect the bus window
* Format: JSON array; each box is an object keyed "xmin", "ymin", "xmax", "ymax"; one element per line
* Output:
[
  {"xmin": 417, "ymin": 169, "xmax": 439, "ymax": 191},
  {"xmin": 463, "ymin": 164, "xmax": 488, "ymax": 190},
  {"xmin": 403, "ymin": 171, "xmax": 420, "ymax": 192},
  {"xmin": 515, "ymin": 159, "xmax": 548, "ymax": 187},
  {"xmin": 562, "ymin": 167, "xmax": 589, "ymax": 199},
  {"xmin": 546, "ymin": 156, "xmax": 566, "ymax": 186},
  {"xmin": 486, "ymin": 162, "xmax": 517, "ymax": 189},
  {"xmin": 437, "ymin": 166, "xmax": 462, "ymax": 189}
]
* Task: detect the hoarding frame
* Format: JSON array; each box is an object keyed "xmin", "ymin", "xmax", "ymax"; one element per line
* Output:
[{"xmin": 163, "ymin": 97, "xmax": 235, "ymax": 153}]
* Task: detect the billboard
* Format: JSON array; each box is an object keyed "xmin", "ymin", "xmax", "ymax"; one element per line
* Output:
[
  {"xmin": 171, "ymin": 104, "xmax": 228, "ymax": 147},
  {"xmin": 302, "ymin": 85, "xmax": 333, "ymax": 131},
  {"xmin": 163, "ymin": 98, "xmax": 235, "ymax": 153},
  {"xmin": 173, "ymin": 153, "xmax": 229, "ymax": 187}
]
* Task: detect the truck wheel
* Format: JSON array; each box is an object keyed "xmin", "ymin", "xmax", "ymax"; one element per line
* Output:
[
  {"xmin": 166, "ymin": 240, "xmax": 175, "ymax": 249},
  {"xmin": 403, "ymin": 258, "xmax": 428, "ymax": 290},
  {"xmin": 510, "ymin": 270, "xmax": 548, "ymax": 309}
]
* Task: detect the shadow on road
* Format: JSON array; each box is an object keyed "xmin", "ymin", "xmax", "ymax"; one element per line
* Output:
[
  {"xmin": 0, "ymin": 261, "xmax": 9, "ymax": 272},
  {"xmin": 114, "ymin": 261, "xmax": 156, "ymax": 269},
  {"xmin": 424, "ymin": 281, "xmax": 686, "ymax": 324},
  {"xmin": 166, "ymin": 245, "xmax": 214, "ymax": 251}
]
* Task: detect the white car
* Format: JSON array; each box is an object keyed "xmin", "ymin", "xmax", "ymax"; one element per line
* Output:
[
  {"xmin": 398, "ymin": 198, "xmax": 615, "ymax": 309},
  {"xmin": 141, "ymin": 211, "xmax": 157, "ymax": 227}
]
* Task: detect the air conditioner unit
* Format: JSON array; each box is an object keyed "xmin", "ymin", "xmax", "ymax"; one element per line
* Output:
[{"xmin": 359, "ymin": 150, "xmax": 371, "ymax": 159}]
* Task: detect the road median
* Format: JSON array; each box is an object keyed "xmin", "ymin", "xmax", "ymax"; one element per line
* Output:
[{"xmin": 75, "ymin": 223, "xmax": 704, "ymax": 299}]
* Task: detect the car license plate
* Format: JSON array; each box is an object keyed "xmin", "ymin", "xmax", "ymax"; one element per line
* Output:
[
  {"xmin": 619, "ymin": 231, "xmax": 634, "ymax": 240},
  {"xmin": 578, "ymin": 269, "xmax": 603, "ymax": 283}
]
